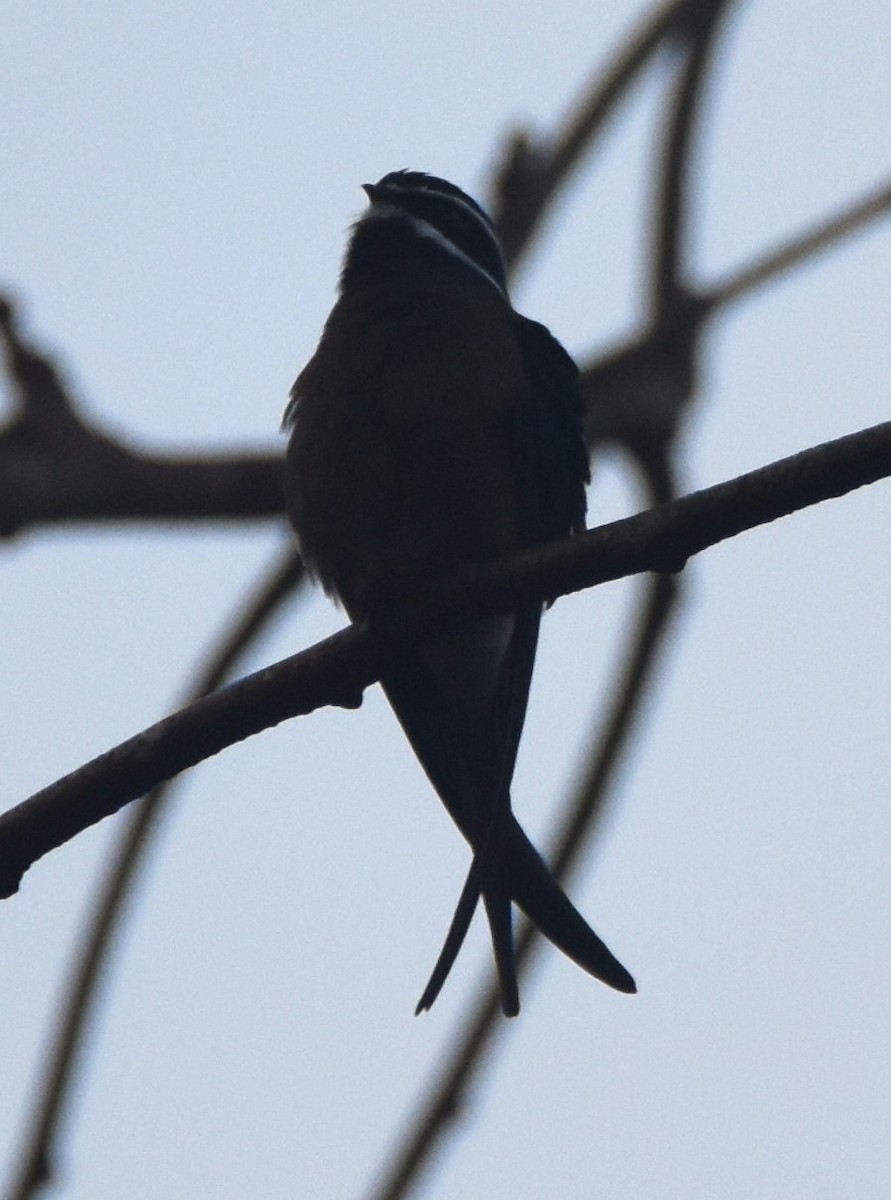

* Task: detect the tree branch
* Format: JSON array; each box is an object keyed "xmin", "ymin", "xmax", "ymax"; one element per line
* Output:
[
  {"xmin": 491, "ymin": 0, "xmax": 715, "ymax": 270},
  {"xmin": 649, "ymin": 0, "xmax": 736, "ymax": 319},
  {"xmin": 704, "ymin": 177, "xmax": 891, "ymax": 310},
  {"xmin": 2, "ymin": 418, "xmax": 890, "ymax": 898}
]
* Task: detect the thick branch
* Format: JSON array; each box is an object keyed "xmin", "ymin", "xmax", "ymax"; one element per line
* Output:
[
  {"xmin": 0, "ymin": 442, "xmax": 285, "ymax": 534},
  {"xmin": 0, "ymin": 295, "xmax": 284, "ymax": 536},
  {"xmin": 1, "ymin": 418, "xmax": 890, "ymax": 897}
]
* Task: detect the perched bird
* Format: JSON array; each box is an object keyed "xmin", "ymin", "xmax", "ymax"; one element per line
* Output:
[{"xmin": 283, "ymin": 170, "xmax": 635, "ymax": 1016}]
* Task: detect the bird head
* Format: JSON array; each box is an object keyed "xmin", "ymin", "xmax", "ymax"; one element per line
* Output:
[{"xmin": 341, "ymin": 170, "xmax": 509, "ymax": 298}]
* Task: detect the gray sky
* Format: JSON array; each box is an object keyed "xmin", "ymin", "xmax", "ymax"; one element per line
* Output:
[{"xmin": 2, "ymin": 3, "xmax": 890, "ymax": 1197}]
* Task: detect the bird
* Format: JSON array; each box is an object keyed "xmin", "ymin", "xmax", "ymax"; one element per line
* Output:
[{"xmin": 283, "ymin": 170, "xmax": 635, "ymax": 1016}]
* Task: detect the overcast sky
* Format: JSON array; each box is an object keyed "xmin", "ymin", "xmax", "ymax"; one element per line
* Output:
[{"xmin": 2, "ymin": 3, "xmax": 890, "ymax": 1198}]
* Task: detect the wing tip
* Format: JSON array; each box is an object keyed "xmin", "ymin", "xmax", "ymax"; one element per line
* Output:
[{"xmin": 611, "ymin": 966, "xmax": 637, "ymax": 995}]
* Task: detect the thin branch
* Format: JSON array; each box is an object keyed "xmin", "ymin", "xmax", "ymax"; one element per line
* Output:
[
  {"xmin": 649, "ymin": 0, "xmax": 737, "ymax": 318},
  {"xmin": 2, "ymin": 418, "xmax": 890, "ymax": 897},
  {"xmin": 370, "ymin": 570, "xmax": 680, "ymax": 1200},
  {"xmin": 492, "ymin": 0, "xmax": 715, "ymax": 270},
  {"xmin": 703, "ymin": 177, "xmax": 891, "ymax": 311},
  {"xmin": 3, "ymin": 547, "xmax": 305, "ymax": 1200},
  {"xmin": 579, "ymin": 0, "xmax": 736, "ymax": 490}
]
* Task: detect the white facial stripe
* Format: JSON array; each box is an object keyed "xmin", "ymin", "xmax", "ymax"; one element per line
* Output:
[
  {"xmin": 400, "ymin": 210, "xmax": 507, "ymax": 297},
  {"xmin": 410, "ymin": 183, "xmax": 505, "ymax": 271},
  {"xmin": 367, "ymin": 193, "xmax": 507, "ymax": 297}
]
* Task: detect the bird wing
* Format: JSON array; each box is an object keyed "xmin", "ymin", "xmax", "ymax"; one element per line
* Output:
[{"xmin": 509, "ymin": 314, "xmax": 590, "ymax": 545}]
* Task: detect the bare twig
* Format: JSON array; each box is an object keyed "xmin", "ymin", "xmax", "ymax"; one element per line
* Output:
[
  {"xmin": 2, "ymin": 418, "xmax": 890, "ymax": 898},
  {"xmin": 578, "ymin": 0, "xmax": 736, "ymax": 484}
]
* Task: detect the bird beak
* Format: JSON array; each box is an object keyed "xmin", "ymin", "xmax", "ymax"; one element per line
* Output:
[{"xmin": 362, "ymin": 182, "xmax": 381, "ymax": 204}]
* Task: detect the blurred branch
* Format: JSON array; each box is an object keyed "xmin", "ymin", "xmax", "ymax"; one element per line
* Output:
[
  {"xmin": 649, "ymin": 0, "xmax": 735, "ymax": 318},
  {"xmin": 380, "ymin": 5, "xmax": 891, "ymax": 1173},
  {"xmin": 582, "ymin": 174, "xmax": 891, "ymax": 469},
  {"xmin": 371, "ymin": 570, "xmax": 679, "ymax": 1200},
  {"xmin": 0, "ymin": 296, "xmax": 283, "ymax": 537},
  {"xmin": 704, "ymin": 177, "xmax": 891, "ymax": 309},
  {"xmin": 3, "ymin": 417, "xmax": 891, "ymax": 897},
  {"xmin": 492, "ymin": 0, "xmax": 711, "ymax": 270},
  {"xmin": 4, "ymin": 547, "xmax": 305, "ymax": 1200},
  {"xmin": 582, "ymin": 0, "xmax": 736, "ymax": 489},
  {"xmin": 494, "ymin": 0, "xmax": 890, "ymax": 495}
]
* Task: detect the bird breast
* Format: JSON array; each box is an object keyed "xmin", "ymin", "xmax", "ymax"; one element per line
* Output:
[{"xmin": 286, "ymin": 281, "xmax": 529, "ymax": 617}]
